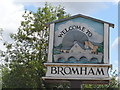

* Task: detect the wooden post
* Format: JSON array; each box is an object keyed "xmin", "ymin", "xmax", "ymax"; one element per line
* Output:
[
  {"xmin": 104, "ymin": 23, "xmax": 109, "ymax": 64},
  {"xmin": 70, "ymin": 81, "xmax": 82, "ymax": 90}
]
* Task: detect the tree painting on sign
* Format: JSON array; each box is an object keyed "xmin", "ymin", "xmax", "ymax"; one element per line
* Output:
[{"xmin": 53, "ymin": 17, "xmax": 104, "ymax": 64}]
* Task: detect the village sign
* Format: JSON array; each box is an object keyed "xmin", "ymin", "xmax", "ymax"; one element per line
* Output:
[{"xmin": 43, "ymin": 14, "xmax": 114, "ymax": 82}]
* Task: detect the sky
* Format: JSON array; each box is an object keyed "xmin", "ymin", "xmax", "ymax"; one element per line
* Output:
[{"xmin": 0, "ymin": 0, "xmax": 119, "ymax": 73}]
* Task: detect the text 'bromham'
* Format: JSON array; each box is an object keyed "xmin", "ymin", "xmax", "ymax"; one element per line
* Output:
[{"xmin": 51, "ymin": 66, "xmax": 105, "ymax": 76}]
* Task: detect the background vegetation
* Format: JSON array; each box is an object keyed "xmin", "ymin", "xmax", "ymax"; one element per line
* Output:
[{"xmin": 0, "ymin": 3, "xmax": 119, "ymax": 89}]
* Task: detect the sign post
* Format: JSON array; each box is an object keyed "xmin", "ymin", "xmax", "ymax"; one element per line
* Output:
[
  {"xmin": 70, "ymin": 80, "xmax": 82, "ymax": 89},
  {"xmin": 42, "ymin": 14, "xmax": 114, "ymax": 88}
]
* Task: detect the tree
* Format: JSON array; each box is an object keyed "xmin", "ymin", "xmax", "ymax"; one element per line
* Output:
[
  {"xmin": 0, "ymin": 28, "xmax": 3, "ymax": 90},
  {"xmin": 2, "ymin": 3, "xmax": 70, "ymax": 89}
]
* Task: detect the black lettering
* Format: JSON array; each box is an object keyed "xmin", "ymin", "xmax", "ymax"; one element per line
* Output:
[
  {"xmin": 58, "ymin": 25, "xmax": 92, "ymax": 38},
  {"xmin": 61, "ymin": 30, "xmax": 66, "ymax": 34},
  {"xmin": 64, "ymin": 67, "xmax": 72, "ymax": 75},
  {"xmin": 81, "ymin": 27, "xmax": 86, "ymax": 32},
  {"xmin": 58, "ymin": 28, "xmax": 69, "ymax": 37},
  {"xmin": 51, "ymin": 67, "xmax": 57, "ymax": 74},
  {"xmin": 72, "ymin": 25, "xmax": 77, "ymax": 29},
  {"xmin": 58, "ymin": 67, "xmax": 64, "ymax": 75},
  {"xmin": 96, "ymin": 68, "xmax": 105, "ymax": 75},
  {"xmin": 76, "ymin": 25, "xmax": 83, "ymax": 30},
  {"xmin": 80, "ymin": 67, "xmax": 87, "ymax": 75},
  {"xmin": 71, "ymin": 67, "xmax": 79, "ymax": 74},
  {"xmin": 88, "ymin": 68, "xmax": 95, "ymax": 75},
  {"xmin": 58, "ymin": 33, "xmax": 64, "ymax": 37},
  {"xmin": 88, "ymin": 32, "xmax": 92, "ymax": 37},
  {"xmin": 86, "ymin": 30, "xmax": 92, "ymax": 37},
  {"xmin": 69, "ymin": 26, "xmax": 73, "ymax": 30},
  {"xmin": 64, "ymin": 28, "xmax": 69, "ymax": 32}
]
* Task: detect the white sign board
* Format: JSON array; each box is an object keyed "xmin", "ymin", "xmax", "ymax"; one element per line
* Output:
[{"xmin": 44, "ymin": 63, "xmax": 111, "ymax": 80}]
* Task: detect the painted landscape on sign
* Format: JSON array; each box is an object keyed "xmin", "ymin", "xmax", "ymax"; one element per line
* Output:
[{"xmin": 53, "ymin": 17, "xmax": 104, "ymax": 64}]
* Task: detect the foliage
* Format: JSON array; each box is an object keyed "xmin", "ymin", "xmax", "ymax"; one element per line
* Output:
[
  {"xmin": 97, "ymin": 42, "xmax": 104, "ymax": 53},
  {"xmin": 1, "ymin": 3, "xmax": 70, "ymax": 89}
]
